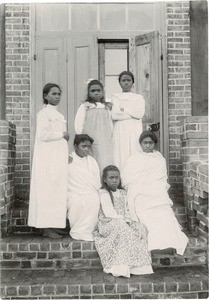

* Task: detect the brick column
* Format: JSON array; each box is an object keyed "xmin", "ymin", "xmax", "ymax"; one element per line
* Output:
[
  {"xmin": 5, "ymin": 4, "xmax": 30, "ymax": 203},
  {"xmin": 0, "ymin": 4, "xmax": 6, "ymax": 119},
  {"xmin": 181, "ymin": 116, "xmax": 208, "ymax": 231},
  {"xmin": 166, "ymin": 2, "xmax": 192, "ymax": 202}
]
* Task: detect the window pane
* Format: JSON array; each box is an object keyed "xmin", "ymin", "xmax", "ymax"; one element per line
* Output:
[
  {"xmin": 105, "ymin": 76, "xmax": 122, "ymax": 99},
  {"xmin": 105, "ymin": 49, "xmax": 127, "ymax": 75}
]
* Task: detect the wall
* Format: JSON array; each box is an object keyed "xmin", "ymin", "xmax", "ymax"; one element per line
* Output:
[
  {"xmin": 0, "ymin": 120, "xmax": 16, "ymax": 237},
  {"xmin": 166, "ymin": 2, "xmax": 192, "ymax": 201},
  {"xmin": 181, "ymin": 116, "xmax": 208, "ymax": 233},
  {"xmin": 5, "ymin": 4, "xmax": 30, "ymax": 202}
]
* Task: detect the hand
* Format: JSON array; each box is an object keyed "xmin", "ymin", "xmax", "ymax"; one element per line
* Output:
[
  {"xmin": 63, "ymin": 132, "xmax": 70, "ymax": 141},
  {"xmin": 105, "ymin": 102, "xmax": 113, "ymax": 110}
]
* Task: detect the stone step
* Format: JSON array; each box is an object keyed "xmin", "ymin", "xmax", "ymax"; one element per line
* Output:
[
  {"xmin": 11, "ymin": 204, "xmax": 188, "ymax": 234},
  {"xmin": 1, "ymin": 266, "xmax": 208, "ymax": 299},
  {"xmin": 0, "ymin": 233, "xmax": 207, "ymax": 271}
]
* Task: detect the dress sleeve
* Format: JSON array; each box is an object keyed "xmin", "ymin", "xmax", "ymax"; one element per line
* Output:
[
  {"xmin": 74, "ymin": 104, "xmax": 86, "ymax": 134},
  {"xmin": 124, "ymin": 95, "xmax": 145, "ymax": 119},
  {"xmin": 100, "ymin": 191, "xmax": 121, "ymax": 219},
  {"xmin": 37, "ymin": 111, "xmax": 64, "ymax": 142},
  {"xmin": 111, "ymin": 95, "xmax": 132, "ymax": 121}
]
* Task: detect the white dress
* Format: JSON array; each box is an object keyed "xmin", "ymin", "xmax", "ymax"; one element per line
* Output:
[
  {"xmin": 122, "ymin": 151, "xmax": 188, "ymax": 255},
  {"xmin": 28, "ymin": 104, "xmax": 68, "ymax": 228},
  {"xmin": 93, "ymin": 189, "xmax": 153, "ymax": 277},
  {"xmin": 111, "ymin": 92, "xmax": 145, "ymax": 171},
  {"xmin": 67, "ymin": 152, "xmax": 101, "ymax": 241},
  {"xmin": 74, "ymin": 102, "xmax": 113, "ymax": 172}
]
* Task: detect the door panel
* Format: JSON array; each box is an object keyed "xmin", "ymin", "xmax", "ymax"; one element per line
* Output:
[
  {"xmin": 32, "ymin": 38, "xmax": 67, "ymax": 154},
  {"xmin": 35, "ymin": 38, "xmax": 67, "ymax": 118},
  {"xmin": 134, "ymin": 31, "xmax": 162, "ymax": 150},
  {"xmin": 67, "ymin": 35, "xmax": 98, "ymax": 151}
]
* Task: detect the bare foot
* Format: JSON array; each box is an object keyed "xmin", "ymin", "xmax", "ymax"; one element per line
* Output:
[{"xmin": 42, "ymin": 228, "xmax": 62, "ymax": 239}]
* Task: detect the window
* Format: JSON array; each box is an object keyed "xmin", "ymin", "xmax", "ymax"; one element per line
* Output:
[{"xmin": 98, "ymin": 40, "xmax": 129, "ymax": 99}]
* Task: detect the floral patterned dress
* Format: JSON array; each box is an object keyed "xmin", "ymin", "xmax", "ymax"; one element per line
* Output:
[{"xmin": 93, "ymin": 189, "xmax": 153, "ymax": 277}]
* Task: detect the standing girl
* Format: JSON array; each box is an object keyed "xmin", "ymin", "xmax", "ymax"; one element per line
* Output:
[
  {"xmin": 74, "ymin": 79, "xmax": 113, "ymax": 172},
  {"xmin": 111, "ymin": 71, "xmax": 145, "ymax": 171},
  {"xmin": 28, "ymin": 83, "xmax": 69, "ymax": 238},
  {"xmin": 93, "ymin": 165, "xmax": 153, "ymax": 278}
]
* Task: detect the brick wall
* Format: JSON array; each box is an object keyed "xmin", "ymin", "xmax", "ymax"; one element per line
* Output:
[
  {"xmin": 181, "ymin": 116, "xmax": 208, "ymax": 233},
  {"xmin": 166, "ymin": 2, "xmax": 192, "ymax": 201},
  {"xmin": 5, "ymin": 3, "xmax": 30, "ymax": 203},
  {"xmin": 190, "ymin": 161, "xmax": 208, "ymax": 238},
  {"xmin": 0, "ymin": 120, "xmax": 16, "ymax": 237}
]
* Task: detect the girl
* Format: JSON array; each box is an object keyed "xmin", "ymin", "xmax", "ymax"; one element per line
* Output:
[
  {"xmin": 67, "ymin": 134, "xmax": 101, "ymax": 241},
  {"xmin": 74, "ymin": 79, "xmax": 113, "ymax": 172},
  {"xmin": 28, "ymin": 83, "xmax": 69, "ymax": 238},
  {"xmin": 111, "ymin": 71, "xmax": 145, "ymax": 171},
  {"xmin": 122, "ymin": 131, "xmax": 188, "ymax": 255},
  {"xmin": 93, "ymin": 165, "xmax": 153, "ymax": 278}
]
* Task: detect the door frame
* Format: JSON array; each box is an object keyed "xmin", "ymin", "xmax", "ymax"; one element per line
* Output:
[{"xmin": 30, "ymin": 3, "xmax": 168, "ymax": 167}]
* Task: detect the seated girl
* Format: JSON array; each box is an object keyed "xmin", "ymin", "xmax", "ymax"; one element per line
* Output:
[
  {"xmin": 93, "ymin": 165, "xmax": 153, "ymax": 278},
  {"xmin": 122, "ymin": 131, "xmax": 188, "ymax": 255},
  {"xmin": 67, "ymin": 134, "xmax": 100, "ymax": 241}
]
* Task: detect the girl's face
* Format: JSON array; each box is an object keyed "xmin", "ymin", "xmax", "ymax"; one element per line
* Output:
[
  {"xmin": 104, "ymin": 170, "xmax": 120, "ymax": 192},
  {"xmin": 89, "ymin": 84, "xmax": 103, "ymax": 102},
  {"xmin": 44, "ymin": 87, "xmax": 61, "ymax": 106},
  {"xmin": 75, "ymin": 140, "xmax": 92, "ymax": 158},
  {"xmin": 140, "ymin": 137, "xmax": 155, "ymax": 153},
  {"xmin": 119, "ymin": 75, "xmax": 133, "ymax": 92}
]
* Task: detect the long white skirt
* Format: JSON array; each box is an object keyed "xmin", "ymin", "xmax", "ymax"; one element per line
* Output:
[
  {"xmin": 67, "ymin": 192, "xmax": 100, "ymax": 241},
  {"xmin": 135, "ymin": 204, "xmax": 188, "ymax": 255}
]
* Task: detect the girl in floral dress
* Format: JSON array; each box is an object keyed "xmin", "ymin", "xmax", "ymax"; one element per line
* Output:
[
  {"xmin": 74, "ymin": 79, "xmax": 113, "ymax": 172},
  {"xmin": 93, "ymin": 165, "xmax": 153, "ymax": 278}
]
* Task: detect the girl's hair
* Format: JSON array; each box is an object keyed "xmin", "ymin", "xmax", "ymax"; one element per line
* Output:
[
  {"xmin": 43, "ymin": 83, "xmax": 61, "ymax": 104},
  {"xmin": 73, "ymin": 134, "xmax": 94, "ymax": 146},
  {"xmin": 85, "ymin": 79, "xmax": 105, "ymax": 104},
  {"xmin": 139, "ymin": 130, "xmax": 158, "ymax": 145},
  {"xmin": 101, "ymin": 165, "xmax": 124, "ymax": 203},
  {"xmin": 118, "ymin": 71, "xmax": 134, "ymax": 83}
]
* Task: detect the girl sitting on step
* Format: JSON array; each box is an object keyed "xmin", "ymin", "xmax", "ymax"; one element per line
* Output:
[
  {"xmin": 67, "ymin": 134, "xmax": 101, "ymax": 242},
  {"xmin": 121, "ymin": 130, "xmax": 188, "ymax": 255},
  {"xmin": 93, "ymin": 165, "xmax": 153, "ymax": 278}
]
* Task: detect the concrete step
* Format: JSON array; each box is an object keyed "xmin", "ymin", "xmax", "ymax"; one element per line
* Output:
[
  {"xmin": 11, "ymin": 204, "xmax": 188, "ymax": 234},
  {"xmin": 0, "ymin": 233, "xmax": 207, "ymax": 271},
  {"xmin": 1, "ymin": 266, "xmax": 208, "ymax": 299}
]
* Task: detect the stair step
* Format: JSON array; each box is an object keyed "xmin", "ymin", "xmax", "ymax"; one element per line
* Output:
[
  {"xmin": 11, "ymin": 204, "xmax": 188, "ymax": 234},
  {"xmin": 1, "ymin": 266, "xmax": 208, "ymax": 299},
  {"xmin": 0, "ymin": 233, "xmax": 207, "ymax": 271}
]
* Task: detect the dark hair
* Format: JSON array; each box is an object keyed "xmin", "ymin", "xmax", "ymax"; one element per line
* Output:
[
  {"xmin": 118, "ymin": 71, "xmax": 134, "ymax": 83},
  {"xmin": 139, "ymin": 130, "xmax": 158, "ymax": 145},
  {"xmin": 85, "ymin": 79, "xmax": 105, "ymax": 104},
  {"xmin": 43, "ymin": 83, "xmax": 61, "ymax": 104},
  {"xmin": 101, "ymin": 165, "xmax": 124, "ymax": 203},
  {"xmin": 73, "ymin": 134, "xmax": 94, "ymax": 146}
]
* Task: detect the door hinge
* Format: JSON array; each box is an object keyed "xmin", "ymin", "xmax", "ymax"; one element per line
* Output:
[
  {"xmin": 160, "ymin": 54, "xmax": 163, "ymax": 60},
  {"xmin": 66, "ymin": 54, "xmax": 68, "ymax": 62},
  {"xmin": 33, "ymin": 54, "xmax": 37, "ymax": 61}
]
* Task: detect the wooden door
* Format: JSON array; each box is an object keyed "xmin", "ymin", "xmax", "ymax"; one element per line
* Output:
[
  {"xmin": 32, "ymin": 38, "xmax": 67, "ymax": 152},
  {"xmin": 134, "ymin": 31, "xmax": 162, "ymax": 150},
  {"xmin": 67, "ymin": 35, "xmax": 98, "ymax": 151}
]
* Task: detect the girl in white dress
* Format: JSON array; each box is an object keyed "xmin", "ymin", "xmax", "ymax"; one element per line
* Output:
[
  {"xmin": 122, "ymin": 131, "xmax": 188, "ymax": 255},
  {"xmin": 28, "ymin": 83, "xmax": 69, "ymax": 238},
  {"xmin": 74, "ymin": 79, "xmax": 113, "ymax": 172},
  {"xmin": 111, "ymin": 71, "xmax": 145, "ymax": 171},
  {"xmin": 67, "ymin": 134, "xmax": 101, "ymax": 241},
  {"xmin": 93, "ymin": 165, "xmax": 153, "ymax": 278}
]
